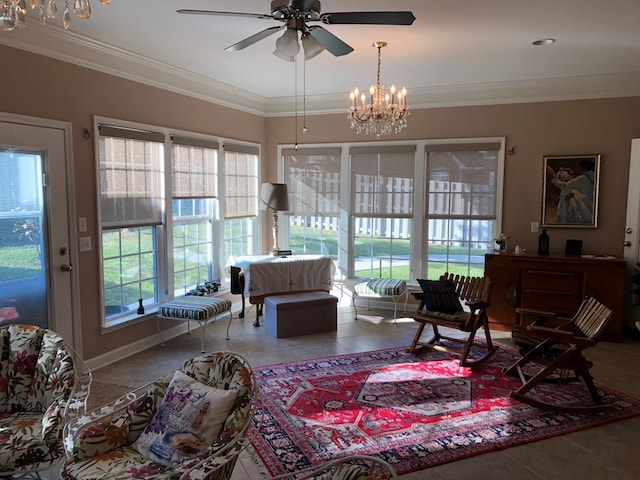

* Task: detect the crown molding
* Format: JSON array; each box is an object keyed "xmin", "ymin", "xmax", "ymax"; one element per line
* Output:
[
  {"xmin": 0, "ymin": 21, "xmax": 269, "ymax": 116},
  {"xmin": 3, "ymin": 21, "xmax": 640, "ymax": 118},
  {"xmin": 264, "ymin": 71, "xmax": 640, "ymax": 116}
]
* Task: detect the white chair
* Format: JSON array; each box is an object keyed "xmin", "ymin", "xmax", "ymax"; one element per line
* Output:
[
  {"xmin": 0, "ymin": 324, "xmax": 91, "ymax": 478},
  {"xmin": 270, "ymin": 455, "xmax": 398, "ymax": 480},
  {"xmin": 61, "ymin": 351, "xmax": 258, "ymax": 480}
]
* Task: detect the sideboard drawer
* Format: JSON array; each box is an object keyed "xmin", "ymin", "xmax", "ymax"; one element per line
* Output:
[{"xmin": 520, "ymin": 269, "xmax": 582, "ymax": 315}]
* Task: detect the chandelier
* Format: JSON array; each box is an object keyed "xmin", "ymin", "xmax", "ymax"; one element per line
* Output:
[
  {"xmin": 348, "ymin": 41, "xmax": 408, "ymax": 137},
  {"xmin": 0, "ymin": 0, "xmax": 111, "ymax": 32}
]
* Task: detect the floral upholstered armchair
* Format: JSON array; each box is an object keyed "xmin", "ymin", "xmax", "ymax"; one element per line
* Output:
[
  {"xmin": 0, "ymin": 324, "xmax": 91, "ymax": 477},
  {"xmin": 61, "ymin": 351, "xmax": 258, "ymax": 480}
]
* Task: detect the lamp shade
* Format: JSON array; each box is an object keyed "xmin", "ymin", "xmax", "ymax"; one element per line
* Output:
[{"xmin": 260, "ymin": 183, "xmax": 289, "ymax": 211}]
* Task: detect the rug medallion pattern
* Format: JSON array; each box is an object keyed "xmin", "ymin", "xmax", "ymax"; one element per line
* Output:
[{"xmin": 249, "ymin": 344, "xmax": 640, "ymax": 475}]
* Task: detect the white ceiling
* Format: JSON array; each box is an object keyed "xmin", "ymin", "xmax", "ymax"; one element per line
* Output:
[{"xmin": 2, "ymin": 0, "xmax": 640, "ymax": 116}]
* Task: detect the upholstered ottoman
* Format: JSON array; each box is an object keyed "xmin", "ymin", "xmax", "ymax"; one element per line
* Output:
[
  {"xmin": 157, "ymin": 296, "xmax": 232, "ymax": 352},
  {"xmin": 264, "ymin": 292, "xmax": 338, "ymax": 338},
  {"xmin": 353, "ymin": 278, "xmax": 408, "ymax": 320}
]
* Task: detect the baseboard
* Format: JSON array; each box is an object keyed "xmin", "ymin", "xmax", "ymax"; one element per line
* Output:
[
  {"xmin": 85, "ymin": 322, "xmax": 190, "ymax": 371},
  {"xmin": 86, "ymin": 300, "xmax": 246, "ymax": 370}
]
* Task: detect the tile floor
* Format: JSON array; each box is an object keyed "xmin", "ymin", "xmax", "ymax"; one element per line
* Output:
[{"xmin": 92, "ymin": 294, "xmax": 640, "ymax": 480}]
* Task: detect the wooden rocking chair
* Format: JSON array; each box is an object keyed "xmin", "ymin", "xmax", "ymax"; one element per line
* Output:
[
  {"xmin": 407, "ymin": 273, "xmax": 496, "ymax": 367},
  {"xmin": 503, "ymin": 296, "xmax": 614, "ymax": 413}
]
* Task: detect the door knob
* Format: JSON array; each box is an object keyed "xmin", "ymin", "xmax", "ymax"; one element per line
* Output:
[
  {"xmin": 623, "ymin": 241, "xmax": 632, "ymax": 247},
  {"xmin": 626, "ymin": 228, "xmax": 633, "ymax": 234},
  {"xmin": 60, "ymin": 264, "xmax": 73, "ymax": 272}
]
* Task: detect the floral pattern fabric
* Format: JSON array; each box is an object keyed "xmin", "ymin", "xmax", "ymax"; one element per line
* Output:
[
  {"xmin": 62, "ymin": 351, "xmax": 256, "ymax": 480},
  {"xmin": 0, "ymin": 324, "xmax": 77, "ymax": 474}
]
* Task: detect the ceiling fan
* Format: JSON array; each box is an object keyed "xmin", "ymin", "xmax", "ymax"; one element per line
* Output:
[{"xmin": 177, "ymin": 0, "xmax": 415, "ymax": 61}]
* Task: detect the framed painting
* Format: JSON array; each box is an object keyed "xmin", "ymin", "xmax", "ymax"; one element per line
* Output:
[{"xmin": 542, "ymin": 154, "xmax": 600, "ymax": 228}]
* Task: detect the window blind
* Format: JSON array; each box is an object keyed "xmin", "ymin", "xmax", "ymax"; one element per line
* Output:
[
  {"xmin": 282, "ymin": 147, "xmax": 341, "ymax": 216},
  {"xmin": 171, "ymin": 136, "xmax": 219, "ymax": 200},
  {"xmin": 425, "ymin": 143, "xmax": 499, "ymax": 218},
  {"xmin": 350, "ymin": 145, "xmax": 416, "ymax": 217},
  {"xmin": 224, "ymin": 144, "xmax": 259, "ymax": 218},
  {"xmin": 98, "ymin": 125, "xmax": 164, "ymax": 228}
]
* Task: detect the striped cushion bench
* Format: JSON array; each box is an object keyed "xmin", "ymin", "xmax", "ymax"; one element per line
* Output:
[
  {"xmin": 353, "ymin": 278, "xmax": 408, "ymax": 320},
  {"xmin": 157, "ymin": 296, "xmax": 233, "ymax": 353}
]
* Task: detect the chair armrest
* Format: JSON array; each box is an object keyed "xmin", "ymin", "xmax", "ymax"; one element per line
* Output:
[
  {"xmin": 515, "ymin": 307, "xmax": 558, "ymax": 318},
  {"xmin": 465, "ymin": 300, "xmax": 489, "ymax": 310},
  {"xmin": 63, "ymin": 381, "xmax": 162, "ymax": 460},
  {"xmin": 268, "ymin": 455, "xmax": 398, "ymax": 480},
  {"xmin": 527, "ymin": 325, "xmax": 573, "ymax": 335},
  {"xmin": 526, "ymin": 324, "xmax": 594, "ymax": 347}
]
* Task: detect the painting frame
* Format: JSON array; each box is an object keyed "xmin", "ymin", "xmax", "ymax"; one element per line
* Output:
[{"xmin": 541, "ymin": 154, "xmax": 601, "ymax": 228}]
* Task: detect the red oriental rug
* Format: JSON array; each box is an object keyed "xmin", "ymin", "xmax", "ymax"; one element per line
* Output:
[{"xmin": 248, "ymin": 342, "xmax": 640, "ymax": 476}]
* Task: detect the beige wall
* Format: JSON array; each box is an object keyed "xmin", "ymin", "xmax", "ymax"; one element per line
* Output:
[
  {"xmin": 2, "ymin": 45, "xmax": 640, "ymax": 362},
  {"xmin": 1, "ymin": 45, "xmax": 267, "ymax": 361},
  {"xmin": 266, "ymin": 99, "xmax": 640, "ymax": 255}
]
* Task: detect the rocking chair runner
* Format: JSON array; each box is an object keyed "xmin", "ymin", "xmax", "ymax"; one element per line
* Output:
[
  {"xmin": 407, "ymin": 273, "xmax": 496, "ymax": 367},
  {"xmin": 503, "ymin": 296, "xmax": 614, "ymax": 413}
]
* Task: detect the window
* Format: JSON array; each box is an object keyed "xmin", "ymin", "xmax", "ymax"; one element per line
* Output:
[
  {"xmin": 224, "ymin": 145, "xmax": 259, "ymax": 261},
  {"xmin": 98, "ymin": 125, "xmax": 164, "ymax": 320},
  {"xmin": 280, "ymin": 139, "xmax": 504, "ymax": 283},
  {"xmin": 97, "ymin": 119, "xmax": 261, "ymax": 328},
  {"xmin": 425, "ymin": 142, "xmax": 501, "ymax": 279},
  {"xmin": 171, "ymin": 136, "xmax": 219, "ymax": 296},
  {"xmin": 283, "ymin": 147, "xmax": 341, "ymax": 258},
  {"xmin": 350, "ymin": 146, "xmax": 415, "ymax": 280}
]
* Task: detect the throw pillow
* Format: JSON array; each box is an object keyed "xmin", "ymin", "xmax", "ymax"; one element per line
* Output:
[
  {"xmin": 417, "ymin": 279, "xmax": 463, "ymax": 314},
  {"xmin": 133, "ymin": 370, "xmax": 237, "ymax": 467}
]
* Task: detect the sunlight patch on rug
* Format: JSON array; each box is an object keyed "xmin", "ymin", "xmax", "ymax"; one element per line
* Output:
[{"xmin": 248, "ymin": 344, "xmax": 640, "ymax": 476}]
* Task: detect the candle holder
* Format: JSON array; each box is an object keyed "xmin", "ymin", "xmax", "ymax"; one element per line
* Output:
[{"xmin": 137, "ymin": 299, "xmax": 145, "ymax": 314}]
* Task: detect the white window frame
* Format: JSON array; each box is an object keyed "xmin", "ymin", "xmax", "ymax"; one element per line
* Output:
[
  {"xmin": 94, "ymin": 116, "xmax": 260, "ymax": 331},
  {"xmin": 277, "ymin": 138, "xmax": 505, "ymax": 283}
]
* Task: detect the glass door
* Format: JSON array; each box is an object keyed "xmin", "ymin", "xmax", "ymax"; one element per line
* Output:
[
  {"xmin": 0, "ymin": 149, "xmax": 47, "ymax": 329},
  {"xmin": 624, "ymin": 138, "xmax": 640, "ymax": 331},
  {"xmin": 0, "ymin": 118, "xmax": 75, "ymax": 346}
]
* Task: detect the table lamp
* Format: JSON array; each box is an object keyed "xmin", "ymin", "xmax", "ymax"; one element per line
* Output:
[{"xmin": 260, "ymin": 182, "xmax": 289, "ymax": 255}]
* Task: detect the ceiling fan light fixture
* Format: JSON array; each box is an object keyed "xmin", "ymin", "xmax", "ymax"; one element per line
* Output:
[
  {"xmin": 301, "ymin": 31, "xmax": 324, "ymax": 60},
  {"xmin": 273, "ymin": 49, "xmax": 296, "ymax": 62},
  {"xmin": 275, "ymin": 27, "xmax": 300, "ymax": 57}
]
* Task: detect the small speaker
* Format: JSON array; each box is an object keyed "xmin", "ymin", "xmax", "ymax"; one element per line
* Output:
[{"xmin": 565, "ymin": 239, "xmax": 583, "ymax": 256}]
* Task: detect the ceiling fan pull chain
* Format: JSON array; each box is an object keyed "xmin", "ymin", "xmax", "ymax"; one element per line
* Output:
[
  {"xmin": 294, "ymin": 55, "xmax": 298, "ymax": 149},
  {"xmin": 302, "ymin": 55, "xmax": 307, "ymax": 133}
]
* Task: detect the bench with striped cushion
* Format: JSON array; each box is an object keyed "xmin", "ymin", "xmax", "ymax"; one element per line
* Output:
[
  {"xmin": 157, "ymin": 296, "xmax": 232, "ymax": 352},
  {"xmin": 353, "ymin": 278, "xmax": 408, "ymax": 320}
]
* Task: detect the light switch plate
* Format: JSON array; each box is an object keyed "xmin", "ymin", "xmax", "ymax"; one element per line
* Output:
[
  {"xmin": 79, "ymin": 236, "xmax": 92, "ymax": 252},
  {"xmin": 531, "ymin": 221, "xmax": 539, "ymax": 233}
]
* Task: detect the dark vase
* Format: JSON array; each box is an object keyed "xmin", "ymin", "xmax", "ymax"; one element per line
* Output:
[{"xmin": 538, "ymin": 229, "xmax": 550, "ymax": 255}]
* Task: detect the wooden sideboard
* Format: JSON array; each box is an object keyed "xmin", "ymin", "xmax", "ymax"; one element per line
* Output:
[{"xmin": 484, "ymin": 252, "xmax": 626, "ymax": 337}]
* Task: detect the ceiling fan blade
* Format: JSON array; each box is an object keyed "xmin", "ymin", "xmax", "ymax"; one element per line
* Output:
[
  {"xmin": 176, "ymin": 9, "xmax": 274, "ymax": 21},
  {"xmin": 225, "ymin": 26, "xmax": 283, "ymax": 51},
  {"xmin": 308, "ymin": 26, "xmax": 354, "ymax": 57},
  {"xmin": 320, "ymin": 11, "xmax": 416, "ymax": 25}
]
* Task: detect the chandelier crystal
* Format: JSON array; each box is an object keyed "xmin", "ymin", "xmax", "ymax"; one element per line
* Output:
[
  {"xmin": 348, "ymin": 41, "xmax": 409, "ymax": 137},
  {"xmin": 0, "ymin": 0, "xmax": 109, "ymax": 32}
]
